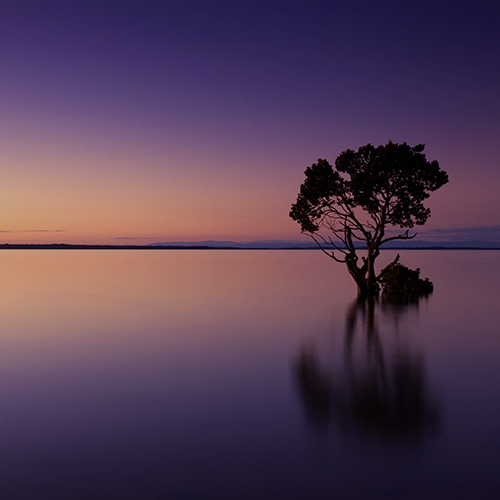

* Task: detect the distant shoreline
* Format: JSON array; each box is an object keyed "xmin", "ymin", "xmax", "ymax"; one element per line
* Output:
[{"xmin": 0, "ymin": 244, "xmax": 499, "ymax": 251}]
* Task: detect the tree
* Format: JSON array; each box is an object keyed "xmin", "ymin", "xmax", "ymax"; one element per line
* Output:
[{"xmin": 290, "ymin": 141, "xmax": 448, "ymax": 297}]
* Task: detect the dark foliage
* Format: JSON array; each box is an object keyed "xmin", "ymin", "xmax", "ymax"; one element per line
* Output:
[{"xmin": 379, "ymin": 262, "xmax": 434, "ymax": 297}]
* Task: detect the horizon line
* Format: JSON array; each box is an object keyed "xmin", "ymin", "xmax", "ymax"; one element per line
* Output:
[{"xmin": 1, "ymin": 243, "xmax": 499, "ymax": 251}]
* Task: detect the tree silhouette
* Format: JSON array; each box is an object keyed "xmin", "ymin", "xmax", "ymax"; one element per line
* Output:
[{"xmin": 290, "ymin": 142, "xmax": 448, "ymax": 296}]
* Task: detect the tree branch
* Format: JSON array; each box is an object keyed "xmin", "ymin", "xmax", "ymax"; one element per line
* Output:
[
  {"xmin": 376, "ymin": 253, "xmax": 400, "ymax": 281},
  {"xmin": 307, "ymin": 233, "xmax": 346, "ymax": 263},
  {"xmin": 380, "ymin": 230, "xmax": 417, "ymax": 246}
]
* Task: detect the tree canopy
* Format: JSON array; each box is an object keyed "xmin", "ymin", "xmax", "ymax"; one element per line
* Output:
[{"xmin": 290, "ymin": 141, "xmax": 448, "ymax": 296}]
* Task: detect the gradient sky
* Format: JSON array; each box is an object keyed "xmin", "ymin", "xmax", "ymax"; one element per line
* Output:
[{"xmin": 1, "ymin": 1, "xmax": 499, "ymax": 244}]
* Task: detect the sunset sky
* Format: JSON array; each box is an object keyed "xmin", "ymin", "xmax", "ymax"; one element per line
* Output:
[{"xmin": 1, "ymin": 1, "xmax": 499, "ymax": 245}]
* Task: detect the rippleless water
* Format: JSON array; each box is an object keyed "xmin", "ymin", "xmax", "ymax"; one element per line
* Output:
[{"xmin": 0, "ymin": 249, "xmax": 498, "ymax": 499}]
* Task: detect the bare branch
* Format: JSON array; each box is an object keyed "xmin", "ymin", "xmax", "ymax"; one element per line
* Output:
[
  {"xmin": 376, "ymin": 253, "xmax": 400, "ymax": 281},
  {"xmin": 306, "ymin": 232, "xmax": 346, "ymax": 263},
  {"xmin": 380, "ymin": 230, "xmax": 417, "ymax": 246}
]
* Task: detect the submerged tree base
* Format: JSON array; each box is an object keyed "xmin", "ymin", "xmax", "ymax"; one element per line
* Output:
[{"xmin": 351, "ymin": 255, "xmax": 434, "ymax": 301}]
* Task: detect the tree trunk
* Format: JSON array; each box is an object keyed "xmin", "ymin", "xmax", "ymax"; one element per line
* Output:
[
  {"xmin": 345, "ymin": 247, "xmax": 380, "ymax": 298},
  {"xmin": 365, "ymin": 248, "xmax": 380, "ymax": 296},
  {"xmin": 345, "ymin": 256, "xmax": 368, "ymax": 298}
]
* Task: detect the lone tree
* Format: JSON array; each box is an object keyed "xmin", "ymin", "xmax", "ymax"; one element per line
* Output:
[{"xmin": 290, "ymin": 141, "xmax": 448, "ymax": 297}]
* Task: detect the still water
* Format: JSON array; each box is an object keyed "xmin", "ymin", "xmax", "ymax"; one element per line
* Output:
[{"xmin": 0, "ymin": 249, "xmax": 498, "ymax": 499}]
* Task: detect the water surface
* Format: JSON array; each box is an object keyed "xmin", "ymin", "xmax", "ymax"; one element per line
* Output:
[{"xmin": 0, "ymin": 250, "xmax": 498, "ymax": 499}]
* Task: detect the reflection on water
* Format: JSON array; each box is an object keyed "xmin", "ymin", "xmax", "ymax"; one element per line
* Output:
[
  {"xmin": 295, "ymin": 296, "xmax": 440, "ymax": 444},
  {"xmin": 0, "ymin": 250, "xmax": 499, "ymax": 499}
]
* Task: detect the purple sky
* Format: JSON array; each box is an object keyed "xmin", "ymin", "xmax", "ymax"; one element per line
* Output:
[{"xmin": 1, "ymin": 1, "xmax": 499, "ymax": 244}]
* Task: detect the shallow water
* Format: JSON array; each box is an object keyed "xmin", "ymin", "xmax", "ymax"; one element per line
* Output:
[{"xmin": 0, "ymin": 249, "xmax": 498, "ymax": 499}]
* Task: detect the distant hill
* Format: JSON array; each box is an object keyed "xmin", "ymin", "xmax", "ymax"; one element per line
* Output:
[
  {"xmin": 147, "ymin": 239, "xmax": 500, "ymax": 249},
  {"xmin": 147, "ymin": 239, "xmax": 316, "ymax": 249},
  {"xmin": 380, "ymin": 239, "xmax": 500, "ymax": 249}
]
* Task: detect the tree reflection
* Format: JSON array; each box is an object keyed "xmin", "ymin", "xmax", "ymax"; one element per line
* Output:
[{"xmin": 294, "ymin": 296, "xmax": 440, "ymax": 444}]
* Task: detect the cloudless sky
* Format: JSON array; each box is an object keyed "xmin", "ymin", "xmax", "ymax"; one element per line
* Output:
[{"xmin": 1, "ymin": 1, "xmax": 499, "ymax": 244}]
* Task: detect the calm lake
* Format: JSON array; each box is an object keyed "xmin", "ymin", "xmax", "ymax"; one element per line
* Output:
[{"xmin": 0, "ymin": 249, "xmax": 499, "ymax": 500}]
